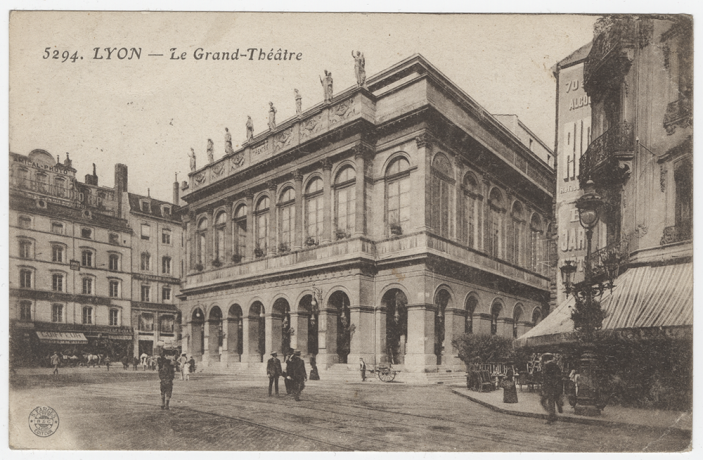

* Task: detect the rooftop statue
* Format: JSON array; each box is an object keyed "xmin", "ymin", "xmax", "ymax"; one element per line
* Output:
[
  {"xmin": 268, "ymin": 102, "xmax": 277, "ymax": 130},
  {"xmin": 246, "ymin": 116, "xmax": 254, "ymax": 141},
  {"xmin": 225, "ymin": 127, "xmax": 234, "ymax": 155},
  {"xmin": 319, "ymin": 70, "xmax": 333, "ymax": 103},
  {"xmin": 294, "ymin": 89, "xmax": 302, "ymax": 115},
  {"xmin": 352, "ymin": 51, "xmax": 366, "ymax": 87},
  {"xmin": 188, "ymin": 148, "xmax": 196, "ymax": 171},
  {"xmin": 207, "ymin": 139, "xmax": 214, "ymax": 164}
]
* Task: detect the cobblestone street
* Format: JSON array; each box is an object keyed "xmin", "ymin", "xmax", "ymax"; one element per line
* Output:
[{"xmin": 9, "ymin": 370, "xmax": 690, "ymax": 452}]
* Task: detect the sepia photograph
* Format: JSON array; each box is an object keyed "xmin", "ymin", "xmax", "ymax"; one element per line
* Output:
[{"xmin": 6, "ymin": 8, "xmax": 695, "ymax": 453}]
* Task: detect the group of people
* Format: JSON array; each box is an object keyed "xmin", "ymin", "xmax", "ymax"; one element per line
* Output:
[{"xmin": 266, "ymin": 351, "xmax": 308, "ymax": 401}]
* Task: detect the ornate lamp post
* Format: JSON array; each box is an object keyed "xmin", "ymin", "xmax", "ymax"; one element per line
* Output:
[
  {"xmin": 258, "ymin": 306, "xmax": 265, "ymax": 360},
  {"xmin": 560, "ymin": 180, "xmax": 609, "ymax": 416},
  {"xmin": 309, "ymin": 286, "xmax": 323, "ymax": 355}
]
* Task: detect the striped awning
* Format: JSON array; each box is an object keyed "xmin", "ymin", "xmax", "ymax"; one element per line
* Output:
[{"xmin": 516, "ymin": 262, "xmax": 692, "ymax": 348}]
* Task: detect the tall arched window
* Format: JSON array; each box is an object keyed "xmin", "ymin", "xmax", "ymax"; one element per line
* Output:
[
  {"xmin": 214, "ymin": 211, "xmax": 226, "ymax": 262},
  {"xmin": 509, "ymin": 201, "xmax": 525, "ymax": 267},
  {"xmin": 462, "ymin": 173, "xmax": 480, "ymax": 249},
  {"xmin": 278, "ymin": 187, "xmax": 295, "ymax": 250},
  {"xmin": 490, "ymin": 301, "xmax": 502, "ymax": 335},
  {"xmin": 305, "ymin": 178, "xmax": 323, "ymax": 244},
  {"xmin": 431, "ymin": 153, "xmax": 454, "ymax": 238},
  {"xmin": 465, "ymin": 296, "xmax": 478, "ymax": 334},
  {"xmin": 488, "ymin": 188, "xmax": 504, "ymax": 259},
  {"xmin": 532, "ymin": 307, "xmax": 543, "ymax": 326},
  {"xmin": 529, "ymin": 214, "xmax": 543, "ymax": 273},
  {"xmin": 513, "ymin": 304, "xmax": 524, "ymax": 339},
  {"xmin": 233, "ymin": 204, "xmax": 247, "ymax": 261},
  {"xmin": 196, "ymin": 218, "xmax": 208, "ymax": 266},
  {"xmin": 334, "ymin": 166, "xmax": 356, "ymax": 236},
  {"xmin": 255, "ymin": 196, "xmax": 270, "ymax": 255},
  {"xmin": 386, "ymin": 156, "xmax": 410, "ymax": 235}
]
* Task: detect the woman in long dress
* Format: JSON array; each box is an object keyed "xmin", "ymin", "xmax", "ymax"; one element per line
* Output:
[{"xmin": 503, "ymin": 366, "xmax": 519, "ymax": 403}]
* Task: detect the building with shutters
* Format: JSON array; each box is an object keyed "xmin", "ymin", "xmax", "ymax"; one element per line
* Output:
[{"xmin": 177, "ymin": 55, "xmax": 555, "ymax": 373}]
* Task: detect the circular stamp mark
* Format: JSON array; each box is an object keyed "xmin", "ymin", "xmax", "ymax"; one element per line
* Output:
[{"xmin": 28, "ymin": 406, "xmax": 59, "ymax": 437}]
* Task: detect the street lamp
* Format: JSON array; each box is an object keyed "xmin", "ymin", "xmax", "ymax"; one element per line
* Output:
[{"xmin": 310, "ymin": 286, "xmax": 322, "ymax": 327}]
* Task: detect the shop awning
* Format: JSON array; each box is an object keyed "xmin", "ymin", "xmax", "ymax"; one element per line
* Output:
[
  {"xmin": 516, "ymin": 262, "xmax": 693, "ymax": 348},
  {"xmin": 36, "ymin": 331, "xmax": 88, "ymax": 344}
]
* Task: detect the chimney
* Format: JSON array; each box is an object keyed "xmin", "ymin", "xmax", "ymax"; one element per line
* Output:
[
  {"xmin": 84, "ymin": 163, "xmax": 99, "ymax": 186},
  {"xmin": 115, "ymin": 163, "xmax": 128, "ymax": 219},
  {"xmin": 173, "ymin": 173, "xmax": 179, "ymax": 205}
]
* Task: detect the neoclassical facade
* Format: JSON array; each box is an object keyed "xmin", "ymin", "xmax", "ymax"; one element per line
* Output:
[{"xmin": 178, "ymin": 55, "xmax": 555, "ymax": 372}]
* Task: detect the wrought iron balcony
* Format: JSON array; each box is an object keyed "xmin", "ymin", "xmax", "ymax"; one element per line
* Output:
[
  {"xmin": 660, "ymin": 221, "xmax": 692, "ymax": 245},
  {"xmin": 584, "ymin": 17, "xmax": 640, "ymax": 93},
  {"xmin": 586, "ymin": 238, "xmax": 629, "ymax": 283},
  {"xmin": 580, "ymin": 121, "xmax": 634, "ymax": 187},
  {"xmin": 663, "ymin": 97, "xmax": 692, "ymax": 135}
]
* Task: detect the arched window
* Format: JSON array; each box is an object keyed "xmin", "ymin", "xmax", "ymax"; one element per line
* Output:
[
  {"xmin": 509, "ymin": 201, "xmax": 525, "ymax": 267},
  {"xmin": 529, "ymin": 214, "xmax": 543, "ymax": 273},
  {"xmin": 334, "ymin": 166, "xmax": 356, "ymax": 236},
  {"xmin": 431, "ymin": 153, "xmax": 454, "ymax": 238},
  {"xmin": 386, "ymin": 157, "xmax": 410, "ymax": 235},
  {"xmin": 255, "ymin": 196, "xmax": 270, "ymax": 255},
  {"xmin": 214, "ymin": 211, "xmax": 226, "ymax": 262},
  {"xmin": 140, "ymin": 252, "xmax": 151, "ymax": 271},
  {"xmin": 488, "ymin": 188, "xmax": 504, "ymax": 259},
  {"xmin": 491, "ymin": 301, "xmax": 502, "ymax": 335},
  {"xmin": 82, "ymin": 306, "xmax": 93, "ymax": 325},
  {"xmin": 278, "ymin": 187, "xmax": 296, "ymax": 250},
  {"xmin": 233, "ymin": 204, "xmax": 247, "ymax": 261},
  {"xmin": 465, "ymin": 296, "xmax": 478, "ymax": 334},
  {"xmin": 513, "ymin": 304, "xmax": 524, "ymax": 338},
  {"xmin": 196, "ymin": 218, "xmax": 208, "ymax": 265},
  {"xmin": 532, "ymin": 308, "xmax": 543, "ymax": 326},
  {"xmin": 462, "ymin": 173, "xmax": 480, "ymax": 249},
  {"xmin": 305, "ymin": 178, "xmax": 323, "ymax": 244}
]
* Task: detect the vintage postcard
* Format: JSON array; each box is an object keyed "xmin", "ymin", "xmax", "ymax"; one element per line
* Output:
[{"xmin": 6, "ymin": 10, "xmax": 694, "ymax": 453}]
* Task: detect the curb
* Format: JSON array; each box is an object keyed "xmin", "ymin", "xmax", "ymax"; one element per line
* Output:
[{"xmin": 450, "ymin": 389, "xmax": 692, "ymax": 436}]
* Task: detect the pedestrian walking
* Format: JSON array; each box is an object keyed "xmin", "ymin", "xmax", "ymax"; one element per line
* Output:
[
  {"xmin": 359, "ymin": 358, "xmax": 367, "ymax": 382},
  {"xmin": 177, "ymin": 353, "xmax": 188, "ymax": 380},
  {"xmin": 183, "ymin": 356, "xmax": 191, "ymax": 381},
  {"xmin": 159, "ymin": 356, "xmax": 175, "ymax": 410},
  {"xmin": 267, "ymin": 352, "xmax": 283, "ymax": 396},
  {"xmin": 121, "ymin": 355, "xmax": 129, "ymax": 370},
  {"xmin": 282, "ymin": 355, "xmax": 292, "ymax": 395},
  {"xmin": 140, "ymin": 352, "xmax": 148, "ymax": 371},
  {"xmin": 132, "ymin": 356, "xmax": 139, "ymax": 371},
  {"xmin": 50, "ymin": 351, "xmax": 60, "ymax": 376},
  {"xmin": 309, "ymin": 356, "xmax": 320, "ymax": 380},
  {"xmin": 503, "ymin": 365, "xmax": 518, "ymax": 403},
  {"xmin": 540, "ymin": 353, "xmax": 563, "ymax": 423},
  {"xmin": 104, "ymin": 355, "xmax": 111, "ymax": 371},
  {"xmin": 286, "ymin": 350, "xmax": 307, "ymax": 401},
  {"xmin": 188, "ymin": 356, "xmax": 196, "ymax": 375}
]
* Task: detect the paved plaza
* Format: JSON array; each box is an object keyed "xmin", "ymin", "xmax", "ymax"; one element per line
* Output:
[{"xmin": 9, "ymin": 368, "xmax": 690, "ymax": 452}]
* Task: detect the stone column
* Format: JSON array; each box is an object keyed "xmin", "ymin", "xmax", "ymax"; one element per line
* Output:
[
  {"xmin": 222, "ymin": 317, "xmax": 240, "ymax": 364},
  {"xmin": 482, "ymin": 175, "xmax": 492, "ymax": 253},
  {"xmin": 497, "ymin": 317, "xmax": 512, "ymax": 338},
  {"xmin": 442, "ymin": 308, "xmax": 464, "ymax": 367},
  {"xmin": 353, "ymin": 146, "xmax": 368, "ymax": 236},
  {"xmin": 208, "ymin": 209, "xmax": 215, "ymax": 267},
  {"xmin": 416, "ymin": 134, "xmax": 433, "ymax": 233},
  {"xmin": 224, "ymin": 201, "xmax": 233, "ymax": 264},
  {"xmin": 375, "ymin": 307, "xmax": 388, "ymax": 364},
  {"xmin": 404, "ymin": 304, "xmax": 436, "ymax": 372},
  {"xmin": 474, "ymin": 313, "xmax": 492, "ymax": 335},
  {"xmin": 347, "ymin": 305, "xmax": 374, "ymax": 363},
  {"xmin": 245, "ymin": 192, "xmax": 255, "ymax": 260},
  {"xmin": 321, "ymin": 158, "xmax": 333, "ymax": 244},
  {"xmin": 293, "ymin": 170, "xmax": 304, "ymax": 250},
  {"xmin": 184, "ymin": 214, "xmax": 193, "ymax": 271},
  {"xmin": 315, "ymin": 308, "xmax": 338, "ymax": 367},
  {"xmin": 267, "ymin": 181, "xmax": 278, "ymax": 256},
  {"xmin": 290, "ymin": 312, "xmax": 308, "ymax": 356}
]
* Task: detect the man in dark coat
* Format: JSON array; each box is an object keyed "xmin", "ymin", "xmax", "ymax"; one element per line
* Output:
[
  {"xmin": 266, "ymin": 352, "xmax": 283, "ymax": 396},
  {"xmin": 159, "ymin": 357, "xmax": 175, "ymax": 410},
  {"xmin": 540, "ymin": 353, "xmax": 563, "ymax": 423},
  {"xmin": 286, "ymin": 350, "xmax": 307, "ymax": 401}
]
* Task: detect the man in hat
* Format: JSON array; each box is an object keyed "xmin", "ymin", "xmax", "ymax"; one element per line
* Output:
[
  {"xmin": 267, "ymin": 351, "xmax": 283, "ymax": 396},
  {"xmin": 540, "ymin": 353, "xmax": 563, "ymax": 424},
  {"xmin": 286, "ymin": 350, "xmax": 307, "ymax": 401},
  {"xmin": 359, "ymin": 358, "xmax": 367, "ymax": 382},
  {"xmin": 50, "ymin": 351, "xmax": 60, "ymax": 376}
]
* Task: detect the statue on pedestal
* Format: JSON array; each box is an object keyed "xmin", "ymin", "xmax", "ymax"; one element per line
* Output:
[
  {"xmin": 207, "ymin": 139, "xmax": 214, "ymax": 164},
  {"xmin": 188, "ymin": 148, "xmax": 196, "ymax": 171},
  {"xmin": 268, "ymin": 102, "xmax": 277, "ymax": 130},
  {"xmin": 352, "ymin": 51, "xmax": 366, "ymax": 87},
  {"xmin": 246, "ymin": 116, "xmax": 254, "ymax": 142},
  {"xmin": 319, "ymin": 70, "xmax": 333, "ymax": 103},
  {"xmin": 294, "ymin": 89, "xmax": 302, "ymax": 115},
  {"xmin": 225, "ymin": 128, "xmax": 234, "ymax": 155}
]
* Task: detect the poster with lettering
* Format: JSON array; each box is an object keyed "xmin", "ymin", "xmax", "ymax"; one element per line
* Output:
[{"xmin": 6, "ymin": 5, "xmax": 694, "ymax": 456}]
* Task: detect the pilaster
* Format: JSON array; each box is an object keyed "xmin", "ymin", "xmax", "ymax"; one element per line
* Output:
[{"xmin": 321, "ymin": 158, "xmax": 333, "ymax": 244}]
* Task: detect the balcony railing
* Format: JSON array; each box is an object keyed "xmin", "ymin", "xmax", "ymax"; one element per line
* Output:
[
  {"xmin": 663, "ymin": 97, "xmax": 693, "ymax": 135},
  {"xmin": 580, "ymin": 121, "xmax": 634, "ymax": 184},
  {"xmin": 584, "ymin": 17, "xmax": 638, "ymax": 88},
  {"xmin": 586, "ymin": 238, "xmax": 630, "ymax": 282},
  {"xmin": 660, "ymin": 222, "xmax": 692, "ymax": 245}
]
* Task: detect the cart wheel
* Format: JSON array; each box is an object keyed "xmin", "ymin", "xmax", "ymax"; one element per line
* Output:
[{"xmin": 379, "ymin": 369, "xmax": 395, "ymax": 382}]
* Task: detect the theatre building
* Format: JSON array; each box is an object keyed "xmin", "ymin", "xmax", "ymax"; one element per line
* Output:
[
  {"xmin": 178, "ymin": 55, "xmax": 555, "ymax": 373},
  {"xmin": 9, "ymin": 150, "xmax": 183, "ymax": 365}
]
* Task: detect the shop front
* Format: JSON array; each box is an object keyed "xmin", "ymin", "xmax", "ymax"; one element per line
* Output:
[{"xmin": 31, "ymin": 322, "xmax": 134, "ymax": 366}]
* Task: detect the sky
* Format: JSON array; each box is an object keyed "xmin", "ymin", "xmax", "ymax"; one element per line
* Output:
[{"xmin": 9, "ymin": 12, "xmax": 598, "ymax": 203}]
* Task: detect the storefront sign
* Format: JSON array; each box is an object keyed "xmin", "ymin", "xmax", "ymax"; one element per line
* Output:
[{"xmin": 36, "ymin": 331, "xmax": 88, "ymax": 344}]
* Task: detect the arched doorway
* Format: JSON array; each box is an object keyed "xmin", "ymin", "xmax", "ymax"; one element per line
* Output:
[
  {"xmin": 382, "ymin": 289, "xmax": 407, "ymax": 365},
  {"xmin": 227, "ymin": 304, "xmax": 243, "ymax": 360},
  {"xmin": 299, "ymin": 294, "xmax": 316, "ymax": 356},
  {"xmin": 465, "ymin": 295, "xmax": 478, "ymax": 334},
  {"xmin": 272, "ymin": 298, "xmax": 290, "ymax": 358},
  {"xmin": 248, "ymin": 302, "xmax": 265, "ymax": 363},
  {"xmin": 329, "ymin": 291, "xmax": 351, "ymax": 364},
  {"xmin": 191, "ymin": 308, "xmax": 205, "ymax": 358},
  {"xmin": 434, "ymin": 289, "xmax": 452, "ymax": 365},
  {"xmin": 208, "ymin": 306, "xmax": 223, "ymax": 360}
]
